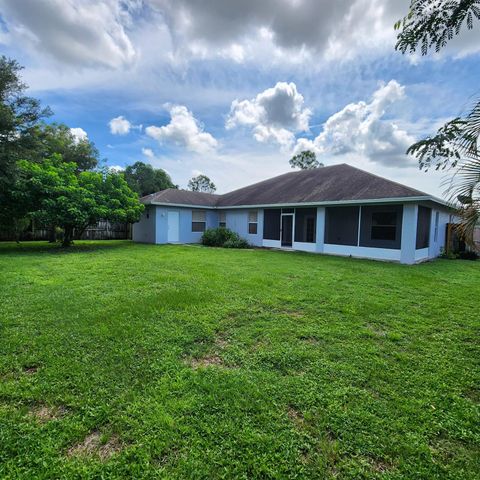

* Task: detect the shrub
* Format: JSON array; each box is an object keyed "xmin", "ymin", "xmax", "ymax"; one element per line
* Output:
[
  {"xmin": 223, "ymin": 236, "xmax": 250, "ymax": 249},
  {"xmin": 201, "ymin": 227, "xmax": 250, "ymax": 249},
  {"xmin": 458, "ymin": 250, "xmax": 479, "ymax": 261},
  {"xmin": 201, "ymin": 227, "xmax": 233, "ymax": 247},
  {"xmin": 439, "ymin": 248, "xmax": 478, "ymax": 260}
]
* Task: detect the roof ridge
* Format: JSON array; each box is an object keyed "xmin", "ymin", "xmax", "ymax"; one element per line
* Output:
[
  {"xmin": 216, "ymin": 163, "xmax": 345, "ymax": 201},
  {"xmin": 339, "ymin": 163, "xmax": 428, "ymax": 196}
]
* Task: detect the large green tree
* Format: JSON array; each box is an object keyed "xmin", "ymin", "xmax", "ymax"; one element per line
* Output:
[
  {"xmin": 188, "ymin": 174, "xmax": 216, "ymax": 193},
  {"xmin": 0, "ymin": 56, "xmax": 51, "ymax": 224},
  {"xmin": 395, "ymin": 0, "xmax": 480, "ymax": 242},
  {"xmin": 14, "ymin": 156, "xmax": 144, "ymax": 246},
  {"xmin": 124, "ymin": 161, "xmax": 176, "ymax": 197},
  {"xmin": 34, "ymin": 123, "xmax": 99, "ymax": 171}
]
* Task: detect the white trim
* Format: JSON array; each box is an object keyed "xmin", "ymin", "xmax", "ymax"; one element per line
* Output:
[
  {"xmin": 292, "ymin": 241, "xmax": 317, "ymax": 253},
  {"xmin": 281, "ymin": 212, "xmax": 294, "ymax": 247},
  {"xmin": 263, "ymin": 239, "xmax": 281, "ymax": 248},
  {"xmin": 150, "ymin": 202, "xmax": 215, "ymax": 209},
  {"xmin": 148, "ymin": 195, "xmax": 450, "ymax": 210},
  {"xmin": 324, "ymin": 244, "xmax": 401, "ymax": 261},
  {"xmin": 415, "ymin": 247, "xmax": 430, "ymax": 262}
]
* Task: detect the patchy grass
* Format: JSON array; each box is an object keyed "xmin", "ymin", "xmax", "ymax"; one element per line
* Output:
[{"xmin": 0, "ymin": 240, "xmax": 478, "ymax": 479}]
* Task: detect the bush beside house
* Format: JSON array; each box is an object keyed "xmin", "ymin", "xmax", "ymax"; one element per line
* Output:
[{"xmin": 201, "ymin": 227, "xmax": 250, "ymax": 249}]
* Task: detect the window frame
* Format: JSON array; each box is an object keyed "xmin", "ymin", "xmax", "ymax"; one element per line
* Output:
[
  {"xmin": 358, "ymin": 205, "xmax": 403, "ymax": 250},
  {"xmin": 263, "ymin": 208, "xmax": 281, "ymax": 240},
  {"xmin": 192, "ymin": 209, "xmax": 207, "ymax": 233},
  {"xmin": 248, "ymin": 210, "xmax": 258, "ymax": 235},
  {"xmin": 325, "ymin": 206, "xmax": 360, "ymax": 246},
  {"xmin": 434, "ymin": 211, "xmax": 439, "ymax": 242},
  {"xmin": 416, "ymin": 206, "xmax": 431, "ymax": 249},
  {"xmin": 219, "ymin": 211, "xmax": 226, "ymax": 228},
  {"xmin": 370, "ymin": 211, "xmax": 397, "ymax": 241},
  {"xmin": 294, "ymin": 207, "xmax": 317, "ymax": 243}
]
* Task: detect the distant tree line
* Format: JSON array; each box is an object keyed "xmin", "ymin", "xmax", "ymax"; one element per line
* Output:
[
  {"xmin": 0, "ymin": 56, "xmax": 146, "ymax": 246},
  {"xmin": 0, "ymin": 56, "xmax": 222, "ymax": 245}
]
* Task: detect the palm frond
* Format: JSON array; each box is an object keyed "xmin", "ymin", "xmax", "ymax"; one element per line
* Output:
[{"xmin": 396, "ymin": 0, "xmax": 480, "ymax": 55}]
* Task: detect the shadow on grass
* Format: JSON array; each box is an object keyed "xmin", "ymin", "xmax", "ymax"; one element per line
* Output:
[{"xmin": 0, "ymin": 240, "xmax": 133, "ymax": 256}]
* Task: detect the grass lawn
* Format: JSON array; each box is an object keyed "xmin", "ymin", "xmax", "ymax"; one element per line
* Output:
[{"xmin": 0, "ymin": 241, "xmax": 479, "ymax": 479}]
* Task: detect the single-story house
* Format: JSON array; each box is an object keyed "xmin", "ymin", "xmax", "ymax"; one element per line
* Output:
[{"xmin": 133, "ymin": 163, "xmax": 453, "ymax": 264}]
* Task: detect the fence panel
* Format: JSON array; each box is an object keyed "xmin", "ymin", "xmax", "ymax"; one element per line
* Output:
[{"xmin": 0, "ymin": 221, "xmax": 132, "ymax": 241}]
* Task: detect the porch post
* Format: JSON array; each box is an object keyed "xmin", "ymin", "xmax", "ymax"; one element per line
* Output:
[
  {"xmin": 400, "ymin": 204, "xmax": 418, "ymax": 264},
  {"xmin": 316, "ymin": 207, "xmax": 325, "ymax": 253}
]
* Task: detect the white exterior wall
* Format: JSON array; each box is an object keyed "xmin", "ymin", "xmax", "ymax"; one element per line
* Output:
[
  {"xmin": 415, "ymin": 248, "xmax": 430, "ymax": 262},
  {"xmin": 132, "ymin": 206, "xmax": 156, "ymax": 243},
  {"xmin": 428, "ymin": 208, "xmax": 450, "ymax": 258},
  {"xmin": 323, "ymin": 244, "xmax": 401, "ymax": 261},
  {"xmin": 400, "ymin": 204, "xmax": 418, "ymax": 264},
  {"xmin": 133, "ymin": 202, "xmax": 450, "ymax": 264}
]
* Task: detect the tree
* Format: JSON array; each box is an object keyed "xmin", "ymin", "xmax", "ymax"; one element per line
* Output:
[
  {"xmin": 0, "ymin": 56, "xmax": 51, "ymax": 224},
  {"xmin": 124, "ymin": 161, "xmax": 176, "ymax": 197},
  {"xmin": 188, "ymin": 174, "xmax": 216, "ymax": 193},
  {"xmin": 13, "ymin": 156, "xmax": 144, "ymax": 246},
  {"xmin": 395, "ymin": 0, "xmax": 480, "ymax": 243},
  {"xmin": 289, "ymin": 150, "xmax": 324, "ymax": 170},
  {"xmin": 35, "ymin": 123, "xmax": 99, "ymax": 171}
]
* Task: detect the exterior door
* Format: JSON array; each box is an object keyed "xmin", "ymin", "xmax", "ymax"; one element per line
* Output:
[
  {"xmin": 281, "ymin": 214, "xmax": 293, "ymax": 247},
  {"xmin": 167, "ymin": 211, "xmax": 180, "ymax": 242}
]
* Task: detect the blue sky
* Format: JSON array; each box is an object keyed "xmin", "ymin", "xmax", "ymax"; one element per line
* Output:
[{"xmin": 1, "ymin": 0, "xmax": 479, "ymax": 195}]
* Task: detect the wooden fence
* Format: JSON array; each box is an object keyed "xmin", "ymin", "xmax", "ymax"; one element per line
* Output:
[
  {"xmin": 445, "ymin": 223, "xmax": 480, "ymax": 254},
  {"xmin": 0, "ymin": 220, "xmax": 132, "ymax": 242}
]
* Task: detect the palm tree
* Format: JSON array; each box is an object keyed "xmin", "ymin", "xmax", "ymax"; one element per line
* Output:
[{"xmin": 395, "ymin": 0, "xmax": 480, "ymax": 245}]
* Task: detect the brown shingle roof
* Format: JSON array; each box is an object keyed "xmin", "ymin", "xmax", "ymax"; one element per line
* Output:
[
  {"xmin": 140, "ymin": 189, "xmax": 219, "ymax": 207},
  {"xmin": 216, "ymin": 164, "xmax": 428, "ymax": 206},
  {"xmin": 141, "ymin": 164, "xmax": 434, "ymax": 208}
]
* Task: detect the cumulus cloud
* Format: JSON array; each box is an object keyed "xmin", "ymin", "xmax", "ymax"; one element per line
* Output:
[
  {"xmin": 146, "ymin": 105, "xmax": 218, "ymax": 154},
  {"xmin": 150, "ymin": 0, "xmax": 411, "ymax": 63},
  {"xmin": 0, "ymin": 0, "xmax": 136, "ymax": 68},
  {"xmin": 70, "ymin": 127, "xmax": 88, "ymax": 143},
  {"xmin": 142, "ymin": 147, "xmax": 155, "ymax": 158},
  {"xmin": 109, "ymin": 115, "xmax": 132, "ymax": 135},
  {"xmin": 294, "ymin": 80, "xmax": 416, "ymax": 167},
  {"xmin": 226, "ymin": 82, "xmax": 311, "ymax": 149}
]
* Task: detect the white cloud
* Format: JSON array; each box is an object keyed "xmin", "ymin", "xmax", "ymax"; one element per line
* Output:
[
  {"xmin": 0, "ymin": 0, "xmax": 136, "ymax": 68},
  {"xmin": 70, "ymin": 127, "xmax": 88, "ymax": 143},
  {"xmin": 226, "ymin": 82, "xmax": 311, "ymax": 149},
  {"xmin": 109, "ymin": 115, "xmax": 132, "ymax": 135},
  {"xmin": 294, "ymin": 80, "xmax": 416, "ymax": 167},
  {"xmin": 146, "ymin": 105, "xmax": 218, "ymax": 154},
  {"xmin": 148, "ymin": 0, "xmax": 413, "ymax": 64},
  {"xmin": 109, "ymin": 165, "xmax": 125, "ymax": 172},
  {"xmin": 142, "ymin": 147, "xmax": 155, "ymax": 158}
]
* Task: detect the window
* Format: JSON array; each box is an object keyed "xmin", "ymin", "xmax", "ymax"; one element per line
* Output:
[
  {"xmin": 416, "ymin": 206, "xmax": 431, "ymax": 249},
  {"xmin": 359, "ymin": 205, "xmax": 402, "ymax": 249},
  {"xmin": 248, "ymin": 210, "xmax": 258, "ymax": 234},
  {"xmin": 371, "ymin": 212, "xmax": 397, "ymax": 241},
  {"xmin": 325, "ymin": 206, "xmax": 360, "ymax": 246},
  {"xmin": 434, "ymin": 211, "xmax": 439, "ymax": 242},
  {"xmin": 282, "ymin": 208, "xmax": 294, "ymax": 214},
  {"xmin": 192, "ymin": 209, "xmax": 206, "ymax": 232},
  {"xmin": 263, "ymin": 209, "xmax": 281, "ymax": 240},
  {"xmin": 295, "ymin": 208, "xmax": 317, "ymax": 243},
  {"xmin": 219, "ymin": 211, "xmax": 226, "ymax": 228}
]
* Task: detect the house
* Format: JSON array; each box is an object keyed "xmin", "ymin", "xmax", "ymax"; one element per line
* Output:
[{"xmin": 133, "ymin": 164, "xmax": 453, "ymax": 264}]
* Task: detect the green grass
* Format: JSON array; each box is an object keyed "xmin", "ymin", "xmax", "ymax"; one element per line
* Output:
[{"xmin": 0, "ymin": 241, "xmax": 478, "ymax": 479}]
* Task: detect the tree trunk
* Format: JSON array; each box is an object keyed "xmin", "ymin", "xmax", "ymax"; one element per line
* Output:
[
  {"xmin": 48, "ymin": 224, "xmax": 57, "ymax": 243},
  {"xmin": 62, "ymin": 225, "xmax": 74, "ymax": 247}
]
